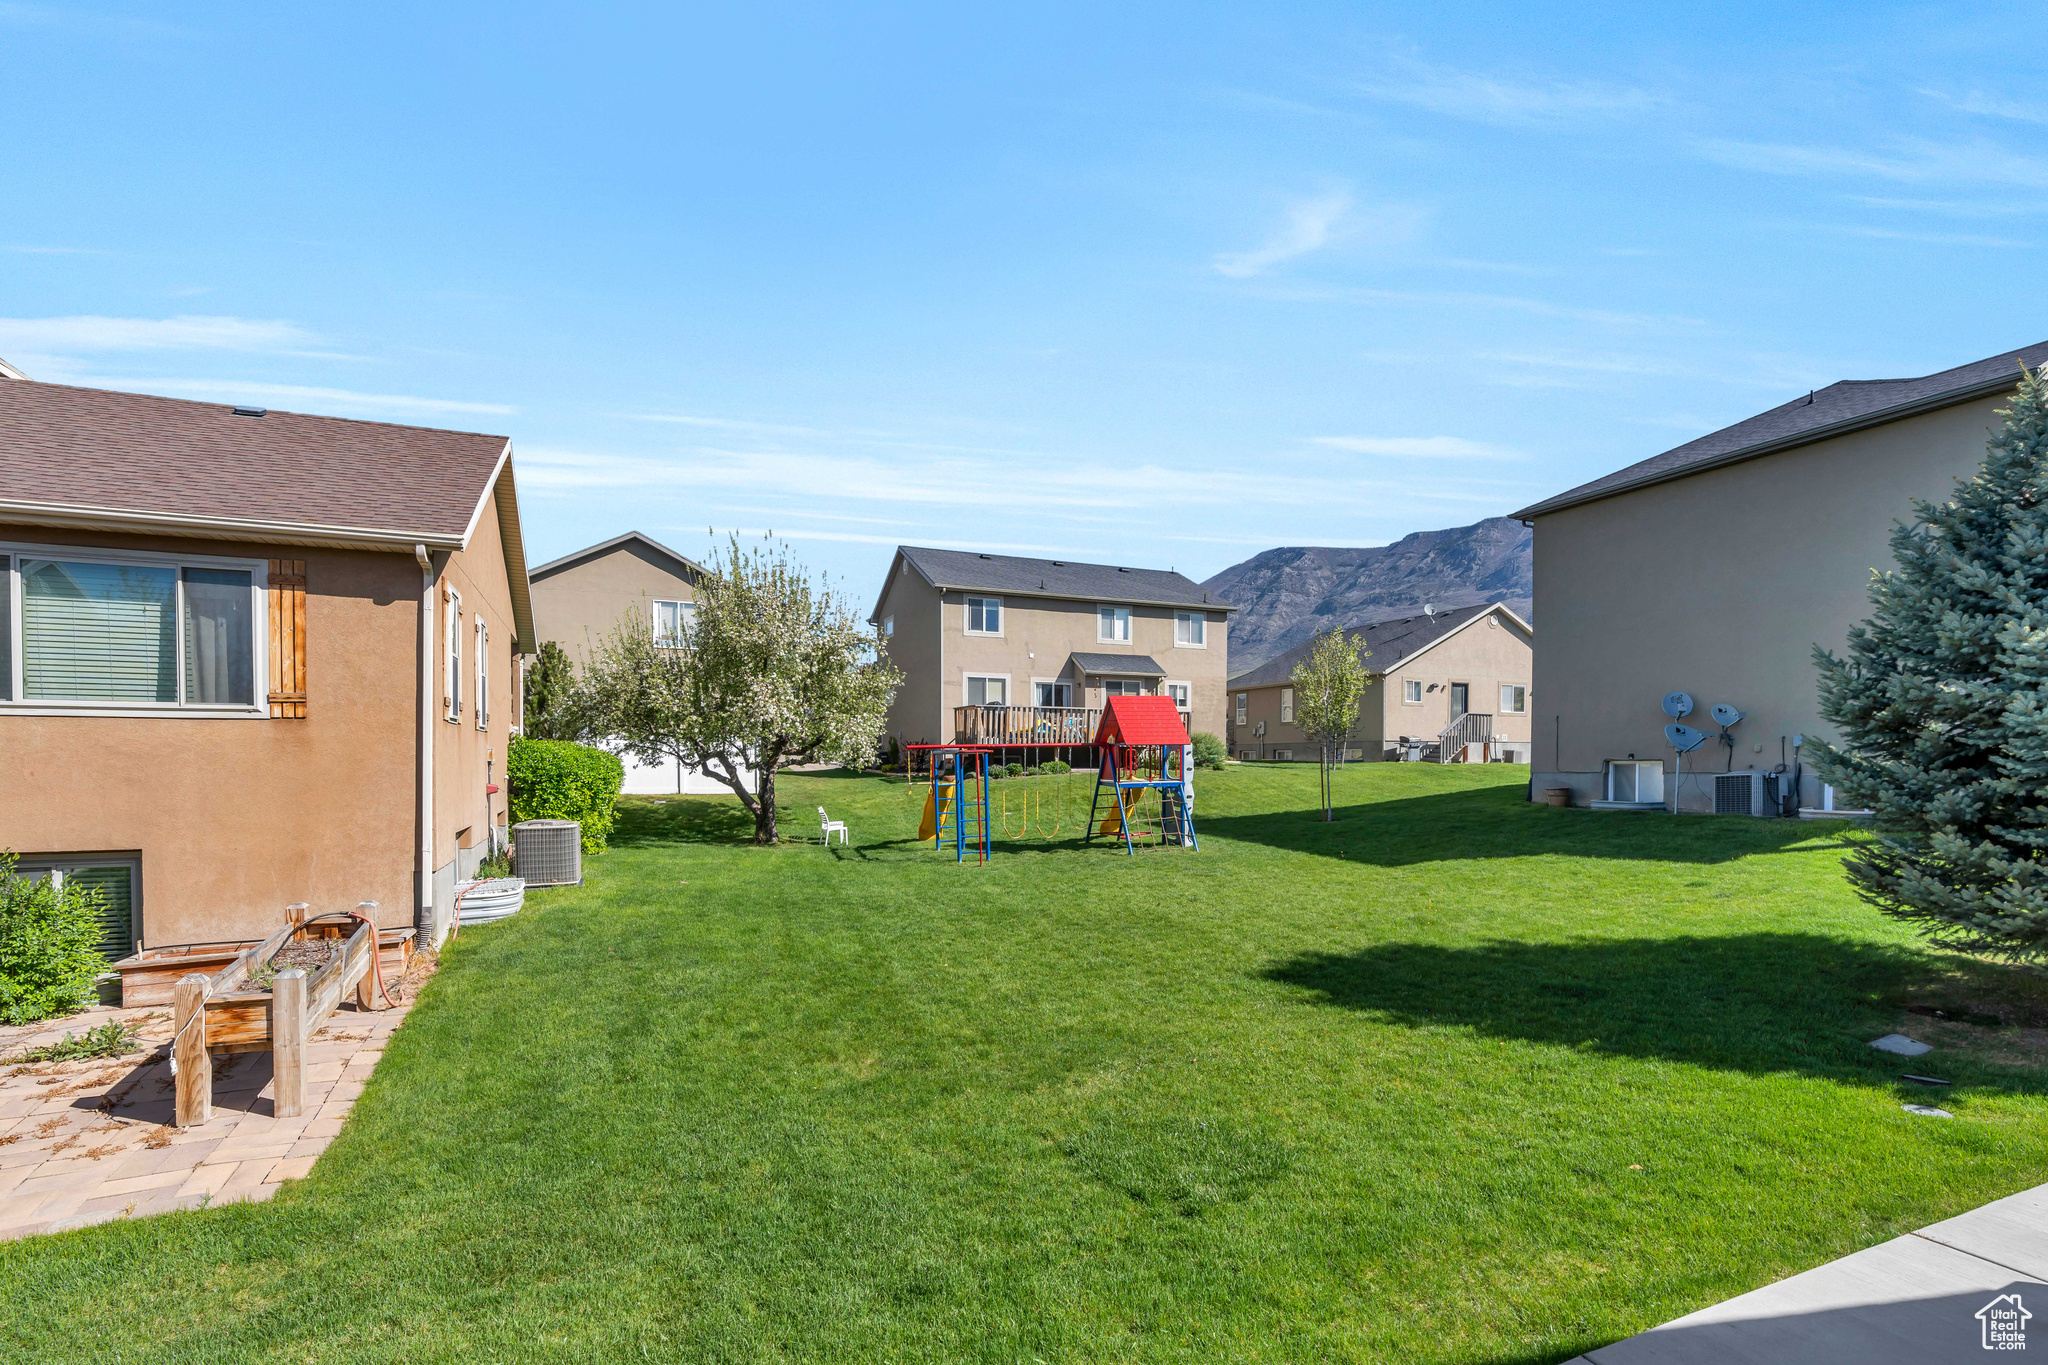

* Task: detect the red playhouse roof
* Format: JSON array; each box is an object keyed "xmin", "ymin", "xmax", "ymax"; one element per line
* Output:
[{"xmin": 1094, "ymin": 695, "xmax": 1191, "ymax": 747}]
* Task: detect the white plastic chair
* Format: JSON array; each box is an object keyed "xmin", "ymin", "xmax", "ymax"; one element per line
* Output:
[{"xmin": 818, "ymin": 806, "xmax": 848, "ymax": 845}]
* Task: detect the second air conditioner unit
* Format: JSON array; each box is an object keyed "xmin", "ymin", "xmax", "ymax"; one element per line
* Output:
[{"xmin": 1714, "ymin": 770, "xmax": 1766, "ymax": 817}]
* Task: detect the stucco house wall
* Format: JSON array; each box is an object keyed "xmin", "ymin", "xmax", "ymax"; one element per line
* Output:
[
  {"xmin": 1, "ymin": 525, "xmax": 423, "ymax": 948},
  {"xmin": 529, "ymin": 534, "xmax": 703, "ymax": 666},
  {"xmin": 1528, "ymin": 393, "xmax": 2007, "ymax": 811}
]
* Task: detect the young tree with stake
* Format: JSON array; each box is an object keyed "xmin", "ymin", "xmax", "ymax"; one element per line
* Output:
[
  {"xmin": 1812, "ymin": 364, "xmax": 2048, "ymax": 959},
  {"xmin": 581, "ymin": 536, "xmax": 902, "ymax": 843},
  {"xmin": 1290, "ymin": 629, "xmax": 1370, "ymax": 822}
]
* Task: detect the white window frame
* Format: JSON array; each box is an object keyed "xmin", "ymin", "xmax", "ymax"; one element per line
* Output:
[
  {"xmin": 445, "ymin": 586, "xmax": 462, "ymax": 722},
  {"xmin": 1606, "ymin": 760, "xmax": 1665, "ymax": 804},
  {"xmin": 963, "ymin": 672, "xmax": 1010, "ymax": 707},
  {"xmin": 1500, "ymin": 683, "xmax": 1526, "ymax": 714},
  {"xmin": 1100, "ymin": 677, "xmax": 1151, "ymax": 698},
  {"xmin": 1173, "ymin": 611, "xmax": 1206, "ymax": 648},
  {"xmin": 881, "ymin": 615, "xmax": 894, "ymax": 638},
  {"xmin": 0, "ymin": 538, "xmax": 269, "ymax": 718},
  {"xmin": 1280, "ymin": 687, "xmax": 1294, "ymax": 724},
  {"xmin": 652, "ymin": 598, "xmax": 694, "ymax": 646},
  {"xmin": 1097, "ymin": 605, "xmax": 1132, "ymax": 643},
  {"xmin": 963, "ymin": 595, "xmax": 1003, "ymax": 637},
  {"xmin": 1273, "ymin": 749, "xmax": 1294, "ymax": 761},
  {"xmin": 476, "ymin": 616, "xmax": 489, "ymax": 731},
  {"xmin": 1234, "ymin": 693, "xmax": 1247, "ymax": 724},
  {"xmin": 1163, "ymin": 679, "xmax": 1192, "ymax": 712},
  {"xmin": 1403, "ymin": 678, "xmax": 1423, "ymax": 705},
  {"xmin": 1032, "ymin": 677, "xmax": 1073, "ymax": 708}
]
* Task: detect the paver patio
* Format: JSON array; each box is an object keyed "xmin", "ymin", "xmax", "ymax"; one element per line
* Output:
[{"xmin": 0, "ymin": 997, "xmax": 409, "ymax": 1241}]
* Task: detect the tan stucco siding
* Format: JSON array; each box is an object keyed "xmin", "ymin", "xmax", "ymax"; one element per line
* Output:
[
  {"xmin": 0, "ymin": 523, "xmax": 419, "ymax": 947},
  {"xmin": 530, "ymin": 540, "xmax": 702, "ymax": 665},
  {"xmin": 435, "ymin": 486, "xmax": 521, "ymax": 874},
  {"xmin": 875, "ymin": 567, "xmax": 944, "ymax": 747},
  {"xmin": 1381, "ymin": 614, "xmax": 1534, "ymax": 747},
  {"xmin": 1530, "ymin": 392, "xmax": 2008, "ymax": 808},
  {"xmin": 1232, "ymin": 610, "xmax": 1531, "ymax": 761},
  {"xmin": 939, "ymin": 592, "xmax": 1231, "ymax": 740}
]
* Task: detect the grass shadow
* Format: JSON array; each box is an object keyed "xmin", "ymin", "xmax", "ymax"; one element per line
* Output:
[
  {"xmin": 1202, "ymin": 782, "xmax": 1846, "ymax": 867},
  {"xmin": 1263, "ymin": 932, "xmax": 2048, "ymax": 1092},
  {"xmin": 609, "ymin": 795, "xmax": 760, "ymax": 847}
]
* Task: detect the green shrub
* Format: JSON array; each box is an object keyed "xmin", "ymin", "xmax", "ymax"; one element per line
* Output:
[
  {"xmin": 1041, "ymin": 760, "xmax": 1071, "ymax": 775},
  {"xmin": 0, "ymin": 850, "xmax": 109, "ymax": 1026},
  {"xmin": 508, "ymin": 737, "xmax": 625, "ymax": 853},
  {"xmin": 1004, "ymin": 762, "xmax": 1025, "ymax": 778},
  {"xmin": 1192, "ymin": 732, "xmax": 1228, "ymax": 770}
]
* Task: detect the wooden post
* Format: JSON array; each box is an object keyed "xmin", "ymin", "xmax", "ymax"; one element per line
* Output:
[
  {"xmin": 273, "ymin": 969, "xmax": 307, "ymax": 1119},
  {"xmin": 173, "ymin": 973, "xmax": 211, "ymax": 1129},
  {"xmin": 355, "ymin": 901, "xmax": 380, "ymax": 1010}
]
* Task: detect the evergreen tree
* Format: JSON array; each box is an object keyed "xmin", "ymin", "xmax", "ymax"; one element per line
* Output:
[
  {"xmin": 1812, "ymin": 364, "xmax": 2048, "ymax": 960},
  {"xmin": 522, "ymin": 640, "xmax": 584, "ymax": 741}
]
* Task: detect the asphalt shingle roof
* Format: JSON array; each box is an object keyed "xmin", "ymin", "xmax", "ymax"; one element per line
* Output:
[
  {"xmin": 1069, "ymin": 652, "xmax": 1167, "ymax": 676},
  {"xmin": 892, "ymin": 546, "xmax": 1234, "ymax": 611},
  {"xmin": 1513, "ymin": 340, "xmax": 2048, "ymax": 520},
  {"xmin": 1227, "ymin": 602, "xmax": 1501, "ymax": 689},
  {"xmin": 0, "ymin": 379, "xmax": 510, "ymax": 541}
]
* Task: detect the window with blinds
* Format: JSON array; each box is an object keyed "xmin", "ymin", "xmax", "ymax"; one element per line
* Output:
[
  {"xmin": 13, "ymin": 857, "xmax": 139, "ymax": 961},
  {"xmin": 2, "ymin": 549, "xmax": 262, "ymax": 709}
]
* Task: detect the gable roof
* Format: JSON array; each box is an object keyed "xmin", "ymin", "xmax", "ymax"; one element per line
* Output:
[
  {"xmin": 1514, "ymin": 340, "xmax": 2048, "ymax": 520},
  {"xmin": 530, "ymin": 530, "xmax": 708, "ymax": 583},
  {"xmin": 1095, "ymin": 695, "xmax": 1191, "ymax": 747},
  {"xmin": 876, "ymin": 545, "xmax": 1235, "ymax": 620},
  {"xmin": 0, "ymin": 378, "xmax": 534, "ymax": 647},
  {"xmin": 0, "ymin": 378, "xmax": 511, "ymax": 549},
  {"xmin": 1227, "ymin": 602, "xmax": 1523, "ymax": 689}
]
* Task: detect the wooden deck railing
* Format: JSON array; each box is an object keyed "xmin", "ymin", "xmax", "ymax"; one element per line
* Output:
[
  {"xmin": 953, "ymin": 705, "xmax": 1100, "ymax": 746},
  {"xmin": 1437, "ymin": 711, "xmax": 1494, "ymax": 762}
]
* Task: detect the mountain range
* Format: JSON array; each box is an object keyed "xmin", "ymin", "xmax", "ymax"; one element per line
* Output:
[{"xmin": 1203, "ymin": 516, "xmax": 1533, "ymax": 675}]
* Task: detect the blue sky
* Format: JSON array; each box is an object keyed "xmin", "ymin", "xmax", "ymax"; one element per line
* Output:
[{"xmin": 5, "ymin": 2, "xmax": 2047, "ymax": 595}]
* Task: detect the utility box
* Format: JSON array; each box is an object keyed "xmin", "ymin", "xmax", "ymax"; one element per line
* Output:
[{"xmin": 511, "ymin": 819, "xmax": 582, "ymax": 887}]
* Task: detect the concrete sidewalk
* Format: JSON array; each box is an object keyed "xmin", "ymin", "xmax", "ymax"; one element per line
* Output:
[{"xmin": 1574, "ymin": 1183, "xmax": 2048, "ymax": 1363}]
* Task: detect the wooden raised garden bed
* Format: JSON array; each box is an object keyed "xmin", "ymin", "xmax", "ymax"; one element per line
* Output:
[
  {"xmin": 170, "ymin": 903, "xmax": 397, "ymax": 1127},
  {"xmin": 113, "ymin": 928, "xmax": 413, "ymax": 1008}
]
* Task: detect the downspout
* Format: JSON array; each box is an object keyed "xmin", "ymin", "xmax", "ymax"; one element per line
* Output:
[{"xmin": 416, "ymin": 543, "xmax": 437, "ymax": 945}]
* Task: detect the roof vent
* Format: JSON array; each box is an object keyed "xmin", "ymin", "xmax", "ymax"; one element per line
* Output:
[
  {"xmin": 978, "ymin": 554, "xmax": 991, "ymax": 560},
  {"xmin": 1118, "ymin": 567, "xmax": 1129, "ymax": 573},
  {"xmin": 1052, "ymin": 561, "xmax": 1064, "ymax": 567},
  {"xmin": 231, "ymin": 406, "xmax": 268, "ymax": 418}
]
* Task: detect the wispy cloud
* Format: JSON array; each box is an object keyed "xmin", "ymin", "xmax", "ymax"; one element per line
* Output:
[
  {"xmin": 1698, "ymin": 137, "xmax": 2048, "ymax": 187},
  {"xmin": 4, "ymin": 244, "xmax": 107, "ymax": 256},
  {"xmin": 1212, "ymin": 191, "xmax": 1357, "ymax": 278},
  {"xmin": 0, "ymin": 314, "xmax": 321, "ymax": 353},
  {"xmin": 1819, "ymin": 223, "xmax": 2032, "ymax": 248},
  {"xmin": 1477, "ymin": 349, "xmax": 1829, "ymax": 392},
  {"xmin": 1354, "ymin": 57, "xmax": 1659, "ymax": 127},
  {"xmin": 1311, "ymin": 436, "xmax": 1520, "ymax": 460},
  {"xmin": 1250, "ymin": 281, "xmax": 1701, "ymax": 331},
  {"xmin": 1919, "ymin": 88, "xmax": 2048, "ymax": 124},
  {"xmin": 81, "ymin": 377, "xmax": 514, "ymax": 420}
]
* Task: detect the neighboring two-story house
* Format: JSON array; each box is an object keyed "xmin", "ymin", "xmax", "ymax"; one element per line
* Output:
[
  {"xmin": 871, "ymin": 547, "xmax": 1236, "ymax": 752},
  {"xmin": 0, "ymin": 372, "xmax": 532, "ymax": 955},
  {"xmin": 1513, "ymin": 338, "xmax": 2043, "ymax": 813},
  {"xmin": 1228, "ymin": 603, "xmax": 1533, "ymax": 763},
  {"xmin": 527, "ymin": 530, "xmax": 752, "ymax": 794}
]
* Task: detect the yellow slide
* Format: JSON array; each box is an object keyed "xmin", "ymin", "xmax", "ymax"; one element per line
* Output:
[
  {"xmin": 1097, "ymin": 788, "xmax": 1143, "ymax": 837},
  {"xmin": 917, "ymin": 779, "xmax": 953, "ymax": 842}
]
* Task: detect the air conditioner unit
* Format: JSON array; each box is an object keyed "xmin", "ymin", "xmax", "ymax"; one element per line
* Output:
[
  {"xmin": 512, "ymin": 819, "xmax": 583, "ymax": 886},
  {"xmin": 1713, "ymin": 771, "xmax": 1766, "ymax": 817}
]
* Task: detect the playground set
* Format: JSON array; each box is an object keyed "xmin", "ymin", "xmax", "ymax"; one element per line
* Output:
[{"xmin": 907, "ymin": 696, "xmax": 1199, "ymax": 861}]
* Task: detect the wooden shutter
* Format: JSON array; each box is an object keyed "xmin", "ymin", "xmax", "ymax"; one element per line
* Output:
[{"xmin": 267, "ymin": 559, "xmax": 307, "ymax": 718}]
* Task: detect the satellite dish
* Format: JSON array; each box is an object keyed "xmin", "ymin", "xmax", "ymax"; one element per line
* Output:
[
  {"xmin": 1665, "ymin": 723, "xmax": 1708, "ymax": 753},
  {"xmin": 1710, "ymin": 704, "xmax": 1744, "ymax": 727},
  {"xmin": 1662, "ymin": 691, "xmax": 1693, "ymax": 719},
  {"xmin": 1423, "ymin": 603, "xmax": 1435, "ymax": 616}
]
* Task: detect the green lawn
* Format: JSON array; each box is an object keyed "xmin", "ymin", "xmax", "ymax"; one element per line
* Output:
[{"xmin": 9, "ymin": 763, "xmax": 2048, "ymax": 1364}]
